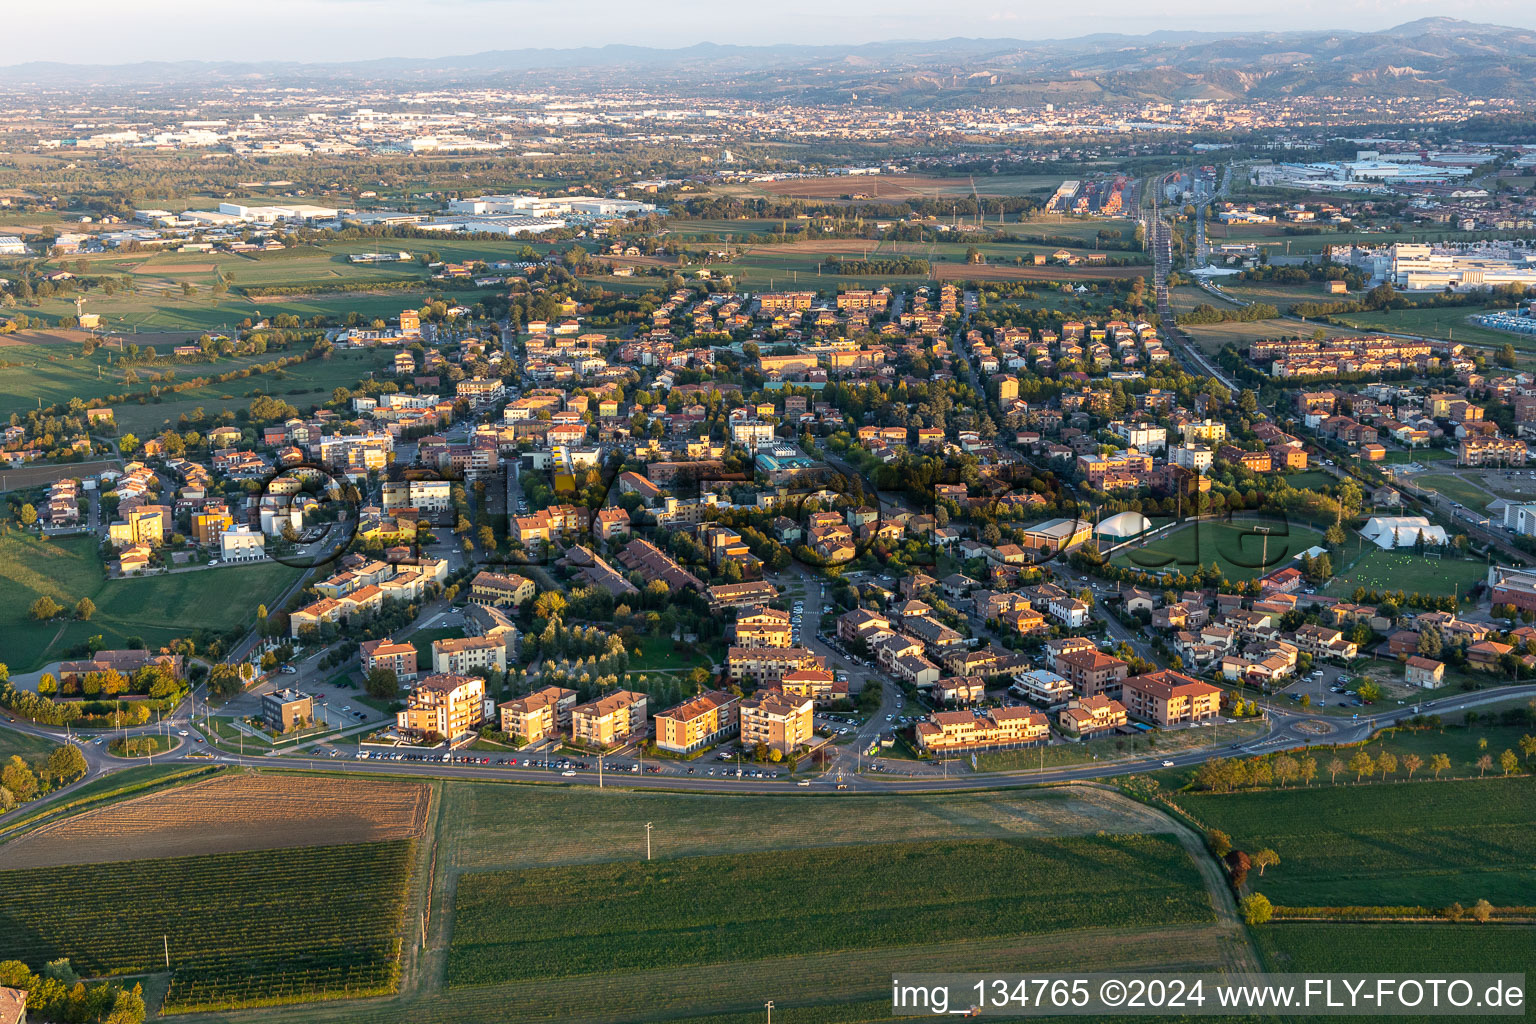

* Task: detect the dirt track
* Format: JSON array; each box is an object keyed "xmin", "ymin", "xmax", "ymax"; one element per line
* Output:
[
  {"xmin": 1, "ymin": 771, "xmax": 430, "ymax": 867},
  {"xmin": 931, "ymin": 261, "xmax": 1145, "ymax": 283}
]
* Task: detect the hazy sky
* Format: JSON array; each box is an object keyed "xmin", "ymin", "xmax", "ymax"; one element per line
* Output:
[{"xmin": 12, "ymin": 0, "xmax": 1534, "ymax": 65}]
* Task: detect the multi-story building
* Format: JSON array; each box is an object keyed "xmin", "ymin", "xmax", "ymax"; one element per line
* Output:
[
  {"xmin": 1058, "ymin": 695, "xmax": 1129, "ymax": 737},
  {"xmin": 726, "ymin": 646, "xmax": 825, "ymax": 686},
  {"xmin": 498, "ymin": 685, "xmax": 577, "ymax": 743},
  {"xmin": 655, "ymin": 690, "xmax": 741, "ymax": 754},
  {"xmin": 914, "ymin": 706, "xmax": 1049, "ymax": 754},
  {"xmin": 470, "ymin": 571, "xmax": 536, "ymax": 608},
  {"xmin": 220, "ymin": 524, "xmax": 266, "ymax": 562},
  {"xmin": 570, "ymin": 690, "xmax": 648, "ymax": 747},
  {"xmin": 432, "ymin": 635, "xmax": 507, "ymax": 676},
  {"xmin": 360, "ymin": 638, "xmax": 420, "ymax": 684},
  {"xmin": 261, "ymin": 688, "xmax": 313, "ymax": 733},
  {"xmin": 1055, "ymin": 648, "xmax": 1129, "ymax": 699},
  {"xmin": 1121, "ymin": 670, "xmax": 1221, "ymax": 727},
  {"xmin": 777, "ymin": 668, "xmax": 845, "ymax": 704},
  {"xmin": 396, "ymin": 673, "xmax": 485, "ymax": 739},
  {"xmin": 1458, "ymin": 436, "xmax": 1526, "ymax": 467},
  {"xmin": 738, "ymin": 688, "xmax": 814, "ymax": 756}
]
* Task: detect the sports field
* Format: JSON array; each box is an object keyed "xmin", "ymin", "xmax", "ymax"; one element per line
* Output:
[
  {"xmin": 0, "ymin": 532, "xmax": 301, "ymax": 671},
  {"xmin": 1321, "ymin": 548, "xmax": 1488, "ymax": 601},
  {"xmin": 1415, "ymin": 472, "xmax": 1492, "ymax": 513},
  {"xmin": 1111, "ymin": 517, "xmax": 1326, "ymax": 582},
  {"xmin": 1177, "ymin": 777, "xmax": 1534, "ymax": 908}
]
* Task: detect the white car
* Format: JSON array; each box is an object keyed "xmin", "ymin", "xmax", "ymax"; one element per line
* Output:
[
  {"xmin": 1161, "ymin": 760, "xmax": 1175, "ymax": 768},
  {"xmin": 561, "ymin": 770, "xmax": 576, "ymax": 777}
]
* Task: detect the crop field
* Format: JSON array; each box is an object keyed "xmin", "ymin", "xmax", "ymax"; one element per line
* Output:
[
  {"xmin": 0, "ymin": 840, "xmax": 415, "ymax": 1012},
  {"xmin": 930, "ymin": 261, "xmax": 1144, "ymax": 283},
  {"xmin": 1178, "ymin": 318, "xmax": 1354, "ymax": 356},
  {"xmin": 1110, "ymin": 517, "xmax": 1326, "ymax": 582},
  {"xmin": 1321, "ymin": 548, "xmax": 1489, "ymax": 600},
  {"xmin": 2, "ymin": 771, "xmax": 430, "ymax": 868},
  {"xmin": 447, "ymin": 834, "xmax": 1211, "ymax": 986},
  {"xmin": 1176, "ymin": 778, "xmax": 1534, "ymax": 908},
  {"xmin": 0, "ymin": 532, "xmax": 301, "ymax": 671}
]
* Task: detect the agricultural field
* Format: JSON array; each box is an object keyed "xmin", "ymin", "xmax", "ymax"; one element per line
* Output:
[
  {"xmin": 1176, "ymin": 777, "xmax": 1534, "ymax": 908},
  {"xmin": 0, "ymin": 726, "xmax": 59, "ymax": 763},
  {"xmin": 1321, "ymin": 548, "xmax": 1489, "ymax": 600},
  {"xmin": 731, "ymin": 173, "xmax": 1064, "ymax": 201},
  {"xmin": 1178, "ymin": 318, "xmax": 1353, "ymax": 356},
  {"xmin": 1110, "ymin": 517, "xmax": 1327, "ymax": 582},
  {"xmin": 0, "ymin": 840, "xmax": 415, "ymax": 1012},
  {"xmin": 0, "ymin": 531, "xmax": 301, "ymax": 671},
  {"xmin": 446, "ymin": 835, "xmax": 1212, "ymax": 986},
  {"xmin": 1, "ymin": 771, "xmax": 430, "ymax": 868}
]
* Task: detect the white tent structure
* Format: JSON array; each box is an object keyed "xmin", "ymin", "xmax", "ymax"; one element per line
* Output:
[
  {"xmin": 1095, "ymin": 510, "xmax": 1153, "ymax": 541},
  {"xmin": 1359, "ymin": 516, "xmax": 1448, "ymax": 549}
]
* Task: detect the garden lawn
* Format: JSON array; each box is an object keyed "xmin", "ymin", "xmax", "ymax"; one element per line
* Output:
[
  {"xmin": 1414, "ymin": 473, "xmax": 1492, "ymax": 514},
  {"xmin": 1110, "ymin": 516, "xmax": 1326, "ymax": 582},
  {"xmin": 445, "ymin": 834, "xmax": 1211, "ymax": 986},
  {"xmin": 1176, "ymin": 777, "xmax": 1535, "ymax": 908}
]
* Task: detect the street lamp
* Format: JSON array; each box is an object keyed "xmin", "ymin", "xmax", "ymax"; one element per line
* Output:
[{"xmin": 645, "ymin": 822, "xmax": 653, "ymax": 861}]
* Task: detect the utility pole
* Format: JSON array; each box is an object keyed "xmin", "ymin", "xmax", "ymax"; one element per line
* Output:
[
  {"xmin": 766, "ymin": 1001, "xmax": 774, "ymax": 1024},
  {"xmin": 645, "ymin": 821, "xmax": 653, "ymax": 861},
  {"xmin": 164, "ymin": 935, "xmax": 170, "ymax": 968}
]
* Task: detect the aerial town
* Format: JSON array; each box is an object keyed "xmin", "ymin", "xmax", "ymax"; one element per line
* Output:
[{"xmin": 0, "ymin": 10, "xmax": 1533, "ymax": 1024}]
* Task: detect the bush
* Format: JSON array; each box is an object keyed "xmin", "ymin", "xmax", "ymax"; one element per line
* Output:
[{"xmin": 1240, "ymin": 892, "xmax": 1274, "ymax": 926}]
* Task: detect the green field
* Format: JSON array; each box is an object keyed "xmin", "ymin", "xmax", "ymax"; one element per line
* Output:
[
  {"xmin": 0, "ymin": 725, "xmax": 59, "ymax": 762},
  {"xmin": 0, "ymin": 532, "xmax": 301, "ymax": 671},
  {"xmin": 1282, "ymin": 471, "xmax": 1336, "ymax": 491},
  {"xmin": 1177, "ymin": 778, "xmax": 1534, "ymax": 908},
  {"xmin": 1328, "ymin": 306, "xmax": 1530, "ymax": 353},
  {"xmin": 0, "ymin": 840, "xmax": 414, "ymax": 1012},
  {"xmin": 1321, "ymin": 547, "xmax": 1489, "ymax": 600},
  {"xmin": 109, "ymin": 347, "xmax": 397, "ymax": 436},
  {"xmin": 447, "ymin": 834, "xmax": 1211, "ymax": 986},
  {"xmin": 1111, "ymin": 517, "xmax": 1327, "ymax": 582}
]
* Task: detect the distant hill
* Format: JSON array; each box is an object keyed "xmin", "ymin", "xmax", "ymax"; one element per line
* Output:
[{"xmin": 6, "ymin": 19, "xmax": 1536, "ymax": 105}]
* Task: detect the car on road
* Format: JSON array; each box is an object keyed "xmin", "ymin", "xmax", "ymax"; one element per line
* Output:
[
  {"xmin": 1161, "ymin": 760, "xmax": 1175, "ymax": 767},
  {"xmin": 561, "ymin": 770, "xmax": 576, "ymax": 777}
]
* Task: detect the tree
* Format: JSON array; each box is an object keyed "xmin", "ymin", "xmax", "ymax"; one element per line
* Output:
[
  {"xmin": 534, "ymin": 591, "xmax": 568, "ymax": 620},
  {"xmin": 207, "ymin": 662, "xmax": 244, "ymax": 699},
  {"xmin": 1206, "ymin": 828, "xmax": 1232, "ymax": 859},
  {"xmin": 30, "ymin": 595, "xmax": 63, "ymax": 621},
  {"xmin": 1348, "ymin": 751, "xmax": 1374, "ymax": 781},
  {"xmin": 1499, "ymin": 748, "xmax": 1518, "ymax": 776},
  {"xmin": 1299, "ymin": 755, "xmax": 1317, "ymax": 787},
  {"xmin": 18, "ymin": 503, "xmax": 37, "ymax": 526},
  {"xmin": 1252, "ymin": 848, "xmax": 1280, "ymax": 876},
  {"xmin": 46, "ymin": 744, "xmax": 88, "ymax": 783},
  {"xmin": 75, "ymin": 597, "xmax": 96, "ymax": 621},
  {"xmin": 1476, "ymin": 754, "xmax": 1494, "ymax": 778},
  {"xmin": 2, "ymin": 755, "xmax": 37, "ymax": 801},
  {"xmin": 1328, "ymin": 757, "xmax": 1346, "ymax": 783},
  {"xmin": 1376, "ymin": 750, "xmax": 1398, "ymax": 779},
  {"xmin": 1520, "ymin": 733, "xmax": 1536, "ymax": 764},
  {"xmin": 1239, "ymin": 892, "xmax": 1273, "ymax": 926},
  {"xmin": 1470, "ymin": 898, "xmax": 1494, "ymax": 924},
  {"xmin": 1430, "ymin": 753, "xmax": 1451, "ymax": 779},
  {"xmin": 1402, "ymin": 753, "xmax": 1423, "ymax": 780},
  {"xmin": 1358, "ymin": 680, "xmax": 1382, "ymax": 703},
  {"xmin": 366, "ymin": 666, "xmax": 399, "ymax": 701}
]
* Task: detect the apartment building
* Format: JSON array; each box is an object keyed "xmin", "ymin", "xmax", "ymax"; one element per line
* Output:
[
  {"xmin": 1054, "ymin": 648, "xmax": 1129, "ymax": 699},
  {"xmin": 470, "ymin": 571, "xmax": 536, "ymax": 608},
  {"xmin": 570, "ymin": 690, "xmax": 648, "ymax": 747},
  {"xmin": 498, "ymin": 685, "xmax": 577, "ymax": 743},
  {"xmin": 432, "ymin": 635, "xmax": 507, "ymax": 676},
  {"xmin": 738, "ymin": 688, "xmax": 814, "ymax": 756},
  {"xmin": 261, "ymin": 688, "xmax": 313, "ymax": 733},
  {"xmin": 655, "ymin": 690, "xmax": 741, "ymax": 754},
  {"xmin": 396, "ymin": 673, "xmax": 485, "ymax": 739},
  {"xmin": 1058, "ymin": 695, "xmax": 1129, "ymax": 738},
  {"xmin": 1458, "ymin": 436, "xmax": 1526, "ymax": 467},
  {"xmin": 1121, "ymin": 669, "xmax": 1221, "ymax": 727},
  {"xmin": 359, "ymin": 638, "xmax": 420, "ymax": 684},
  {"xmin": 778, "ymin": 668, "xmax": 845, "ymax": 704},
  {"xmin": 914, "ymin": 707, "xmax": 1049, "ymax": 754},
  {"xmin": 726, "ymin": 646, "xmax": 825, "ymax": 686}
]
